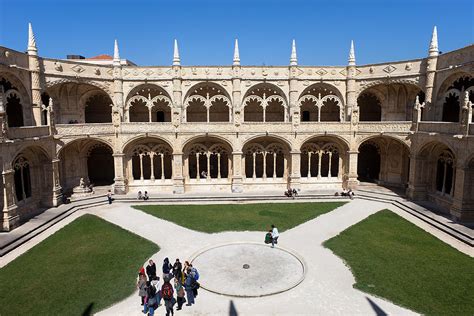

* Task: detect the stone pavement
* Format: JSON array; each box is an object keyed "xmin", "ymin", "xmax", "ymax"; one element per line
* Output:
[{"xmin": 1, "ymin": 199, "xmax": 471, "ymax": 315}]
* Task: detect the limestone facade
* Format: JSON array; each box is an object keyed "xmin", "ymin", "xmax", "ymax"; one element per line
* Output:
[{"xmin": 1, "ymin": 25, "xmax": 473, "ymax": 230}]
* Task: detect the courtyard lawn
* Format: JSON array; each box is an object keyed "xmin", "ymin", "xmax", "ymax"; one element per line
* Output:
[
  {"xmin": 324, "ymin": 210, "xmax": 474, "ymax": 316},
  {"xmin": 0, "ymin": 214, "xmax": 159, "ymax": 316},
  {"xmin": 134, "ymin": 202, "xmax": 344, "ymax": 233}
]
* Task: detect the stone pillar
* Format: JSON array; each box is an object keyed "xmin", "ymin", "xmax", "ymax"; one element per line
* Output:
[
  {"xmin": 289, "ymin": 150, "xmax": 301, "ymax": 189},
  {"xmin": 231, "ymin": 152, "xmax": 243, "ymax": 193},
  {"xmin": 2, "ymin": 169, "xmax": 18, "ymax": 231},
  {"xmin": 113, "ymin": 69, "xmax": 124, "ymax": 121},
  {"xmin": 0, "ymin": 86, "xmax": 7, "ymax": 140},
  {"xmin": 172, "ymin": 67, "xmax": 182, "ymax": 127},
  {"xmin": 450, "ymin": 163, "xmax": 473, "ymax": 222},
  {"xmin": 172, "ymin": 153, "xmax": 184, "ymax": 194},
  {"xmin": 406, "ymin": 155, "xmax": 427, "ymax": 200},
  {"xmin": 289, "ymin": 66, "xmax": 299, "ymax": 127},
  {"xmin": 28, "ymin": 52, "xmax": 42, "ymax": 126},
  {"xmin": 112, "ymin": 153, "xmax": 127, "ymax": 194},
  {"xmin": 346, "ymin": 40, "xmax": 357, "ymax": 121},
  {"xmin": 347, "ymin": 150, "xmax": 359, "ymax": 189},
  {"xmin": 232, "ymin": 66, "xmax": 242, "ymax": 126},
  {"xmin": 424, "ymin": 27, "xmax": 439, "ymax": 120},
  {"xmin": 51, "ymin": 158, "xmax": 62, "ymax": 206}
]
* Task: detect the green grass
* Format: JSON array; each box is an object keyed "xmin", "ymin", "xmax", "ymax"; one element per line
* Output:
[
  {"xmin": 0, "ymin": 214, "xmax": 159, "ymax": 316},
  {"xmin": 133, "ymin": 202, "xmax": 344, "ymax": 233},
  {"xmin": 324, "ymin": 210, "xmax": 474, "ymax": 316}
]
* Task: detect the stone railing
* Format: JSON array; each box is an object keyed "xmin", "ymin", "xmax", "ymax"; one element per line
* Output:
[
  {"xmin": 7, "ymin": 126, "xmax": 50, "ymax": 139},
  {"xmin": 298, "ymin": 122, "xmax": 351, "ymax": 133},
  {"xmin": 418, "ymin": 122, "xmax": 460, "ymax": 134},
  {"xmin": 357, "ymin": 121, "xmax": 412, "ymax": 133},
  {"xmin": 56, "ymin": 123, "xmax": 115, "ymax": 137}
]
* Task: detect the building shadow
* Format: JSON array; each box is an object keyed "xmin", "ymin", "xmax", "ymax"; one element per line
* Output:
[
  {"xmin": 82, "ymin": 302, "xmax": 94, "ymax": 316},
  {"xmin": 229, "ymin": 300, "xmax": 238, "ymax": 316},
  {"xmin": 366, "ymin": 297, "xmax": 387, "ymax": 316}
]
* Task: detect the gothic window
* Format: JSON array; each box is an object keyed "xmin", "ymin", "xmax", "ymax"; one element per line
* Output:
[
  {"xmin": 6, "ymin": 92, "xmax": 24, "ymax": 127},
  {"xmin": 127, "ymin": 86, "xmax": 172, "ymax": 122},
  {"xmin": 243, "ymin": 85, "xmax": 287, "ymax": 122},
  {"xmin": 187, "ymin": 143, "xmax": 229, "ymax": 179},
  {"xmin": 244, "ymin": 143, "xmax": 286, "ymax": 179},
  {"xmin": 184, "ymin": 85, "xmax": 231, "ymax": 123},
  {"xmin": 84, "ymin": 94, "xmax": 112, "ymax": 123},
  {"xmin": 300, "ymin": 144, "xmax": 340, "ymax": 178},
  {"xmin": 435, "ymin": 150, "xmax": 455, "ymax": 195},
  {"xmin": 442, "ymin": 76, "xmax": 474, "ymax": 122},
  {"xmin": 13, "ymin": 156, "xmax": 31, "ymax": 202}
]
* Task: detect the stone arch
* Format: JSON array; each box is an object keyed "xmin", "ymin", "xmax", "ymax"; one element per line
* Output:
[
  {"xmin": 435, "ymin": 71, "xmax": 473, "ymax": 103},
  {"xmin": 358, "ymin": 136, "xmax": 410, "ymax": 186},
  {"xmin": 1, "ymin": 75, "xmax": 30, "ymax": 127},
  {"xmin": 184, "ymin": 82, "xmax": 232, "ymax": 123},
  {"xmin": 45, "ymin": 81, "xmax": 113, "ymax": 124},
  {"xmin": 123, "ymin": 137, "xmax": 174, "ymax": 182},
  {"xmin": 182, "ymin": 134, "xmax": 235, "ymax": 153},
  {"xmin": 243, "ymin": 83, "xmax": 288, "ymax": 122},
  {"xmin": 242, "ymin": 136, "xmax": 291, "ymax": 179},
  {"xmin": 58, "ymin": 138, "xmax": 114, "ymax": 190},
  {"xmin": 437, "ymin": 74, "xmax": 474, "ymax": 122},
  {"xmin": 125, "ymin": 84, "xmax": 172, "ymax": 123},
  {"xmin": 182, "ymin": 136, "xmax": 233, "ymax": 180},
  {"xmin": 300, "ymin": 136, "xmax": 348, "ymax": 181},
  {"xmin": 122, "ymin": 135, "xmax": 174, "ymax": 153},
  {"xmin": 357, "ymin": 92, "xmax": 382, "ymax": 121}
]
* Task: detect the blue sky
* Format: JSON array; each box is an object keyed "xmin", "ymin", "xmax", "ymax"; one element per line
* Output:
[{"xmin": 0, "ymin": 0, "xmax": 472, "ymax": 66}]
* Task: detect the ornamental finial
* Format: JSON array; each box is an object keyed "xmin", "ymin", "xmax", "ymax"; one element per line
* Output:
[
  {"xmin": 233, "ymin": 39, "xmax": 240, "ymax": 66},
  {"xmin": 290, "ymin": 39, "xmax": 297, "ymax": 66},
  {"xmin": 429, "ymin": 26, "xmax": 439, "ymax": 57},
  {"xmin": 28, "ymin": 22, "xmax": 38, "ymax": 54},
  {"xmin": 348, "ymin": 40, "xmax": 356, "ymax": 66},
  {"xmin": 173, "ymin": 39, "xmax": 181, "ymax": 66},
  {"xmin": 113, "ymin": 39, "xmax": 120, "ymax": 65}
]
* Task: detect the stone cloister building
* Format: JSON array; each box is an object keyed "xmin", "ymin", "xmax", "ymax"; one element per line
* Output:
[{"xmin": 0, "ymin": 24, "xmax": 473, "ymax": 230}]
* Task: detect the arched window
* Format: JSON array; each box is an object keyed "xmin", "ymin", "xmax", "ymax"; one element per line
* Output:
[
  {"xmin": 300, "ymin": 143, "xmax": 340, "ymax": 178},
  {"xmin": 131, "ymin": 144, "xmax": 172, "ymax": 181},
  {"xmin": 187, "ymin": 143, "xmax": 229, "ymax": 179},
  {"xmin": 441, "ymin": 76, "xmax": 474, "ymax": 122},
  {"xmin": 84, "ymin": 94, "xmax": 112, "ymax": 123},
  {"xmin": 184, "ymin": 84, "xmax": 231, "ymax": 123},
  {"xmin": 358, "ymin": 142, "xmax": 380, "ymax": 181},
  {"xmin": 243, "ymin": 85, "xmax": 287, "ymax": 122},
  {"xmin": 6, "ymin": 91, "xmax": 24, "ymax": 127},
  {"xmin": 244, "ymin": 143, "xmax": 286, "ymax": 178},
  {"xmin": 126, "ymin": 86, "xmax": 172, "ymax": 123},
  {"xmin": 436, "ymin": 150, "xmax": 455, "ymax": 195},
  {"xmin": 13, "ymin": 156, "xmax": 32, "ymax": 202}
]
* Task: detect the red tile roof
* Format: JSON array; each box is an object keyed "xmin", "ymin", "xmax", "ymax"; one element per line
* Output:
[{"xmin": 87, "ymin": 54, "xmax": 113, "ymax": 60}]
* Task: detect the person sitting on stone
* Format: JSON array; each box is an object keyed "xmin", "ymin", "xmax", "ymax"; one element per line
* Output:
[
  {"xmin": 138, "ymin": 191, "xmax": 143, "ymax": 200},
  {"xmin": 143, "ymin": 191, "xmax": 149, "ymax": 200},
  {"xmin": 292, "ymin": 188, "xmax": 298, "ymax": 197},
  {"xmin": 200, "ymin": 170, "xmax": 207, "ymax": 178}
]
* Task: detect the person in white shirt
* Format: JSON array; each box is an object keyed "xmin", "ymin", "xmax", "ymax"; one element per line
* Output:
[{"xmin": 271, "ymin": 224, "xmax": 279, "ymax": 248}]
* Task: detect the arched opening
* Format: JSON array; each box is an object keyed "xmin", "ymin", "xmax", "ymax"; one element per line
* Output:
[
  {"xmin": 243, "ymin": 137, "xmax": 289, "ymax": 180},
  {"xmin": 126, "ymin": 84, "xmax": 172, "ymax": 123},
  {"xmin": 298, "ymin": 84, "xmax": 344, "ymax": 123},
  {"xmin": 184, "ymin": 137, "xmax": 231, "ymax": 181},
  {"xmin": 87, "ymin": 145, "xmax": 114, "ymax": 185},
  {"xmin": 243, "ymin": 84, "xmax": 287, "ymax": 122},
  {"xmin": 358, "ymin": 142, "xmax": 380, "ymax": 182},
  {"xmin": 438, "ymin": 75, "xmax": 474, "ymax": 122},
  {"xmin": 358, "ymin": 93, "xmax": 381, "ymax": 121},
  {"xmin": 59, "ymin": 139, "xmax": 114, "ymax": 190},
  {"xmin": 6, "ymin": 92, "xmax": 24, "ymax": 127},
  {"xmin": 184, "ymin": 83, "xmax": 232, "ymax": 123},
  {"xmin": 186, "ymin": 100, "xmax": 207, "ymax": 122},
  {"xmin": 84, "ymin": 93, "xmax": 112, "ymax": 123},
  {"xmin": 13, "ymin": 155, "xmax": 32, "ymax": 202},
  {"xmin": 124, "ymin": 138, "xmax": 173, "ymax": 183},
  {"xmin": 209, "ymin": 100, "xmax": 230, "ymax": 122},
  {"xmin": 41, "ymin": 92, "xmax": 51, "ymax": 125},
  {"xmin": 435, "ymin": 150, "xmax": 455, "ymax": 195}
]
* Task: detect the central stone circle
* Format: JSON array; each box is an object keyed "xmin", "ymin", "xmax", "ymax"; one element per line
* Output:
[{"xmin": 191, "ymin": 242, "xmax": 305, "ymax": 297}]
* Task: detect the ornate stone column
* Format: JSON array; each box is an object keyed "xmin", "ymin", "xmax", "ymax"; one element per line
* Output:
[
  {"xmin": 346, "ymin": 40, "xmax": 357, "ymax": 121},
  {"xmin": 406, "ymin": 155, "xmax": 427, "ymax": 200},
  {"xmin": 347, "ymin": 150, "xmax": 359, "ymax": 189},
  {"xmin": 450, "ymin": 161, "xmax": 473, "ymax": 222},
  {"xmin": 2, "ymin": 169, "xmax": 18, "ymax": 231},
  {"xmin": 27, "ymin": 23, "xmax": 43, "ymax": 126},
  {"xmin": 51, "ymin": 158, "xmax": 62, "ymax": 206},
  {"xmin": 289, "ymin": 150, "xmax": 301, "ymax": 189},
  {"xmin": 113, "ymin": 153, "xmax": 126, "ymax": 194},
  {"xmin": 231, "ymin": 151, "xmax": 243, "ymax": 193},
  {"xmin": 424, "ymin": 27, "xmax": 439, "ymax": 120},
  {"xmin": 172, "ymin": 153, "xmax": 185, "ymax": 194}
]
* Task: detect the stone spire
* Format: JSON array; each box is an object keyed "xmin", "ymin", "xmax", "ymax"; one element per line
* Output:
[
  {"xmin": 290, "ymin": 39, "xmax": 297, "ymax": 66},
  {"xmin": 173, "ymin": 39, "xmax": 181, "ymax": 66},
  {"xmin": 27, "ymin": 22, "xmax": 37, "ymax": 55},
  {"xmin": 348, "ymin": 40, "xmax": 356, "ymax": 66},
  {"xmin": 233, "ymin": 39, "xmax": 240, "ymax": 66},
  {"xmin": 113, "ymin": 39, "xmax": 120, "ymax": 66},
  {"xmin": 429, "ymin": 26, "xmax": 438, "ymax": 57}
]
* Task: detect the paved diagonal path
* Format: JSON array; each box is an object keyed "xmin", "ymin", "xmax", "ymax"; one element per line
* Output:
[{"xmin": 95, "ymin": 200, "xmax": 417, "ymax": 316}]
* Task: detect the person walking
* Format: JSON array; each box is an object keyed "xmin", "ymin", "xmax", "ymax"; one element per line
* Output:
[
  {"xmin": 137, "ymin": 273, "xmax": 147, "ymax": 306},
  {"xmin": 161, "ymin": 278, "xmax": 175, "ymax": 316},
  {"xmin": 271, "ymin": 224, "xmax": 279, "ymax": 248},
  {"xmin": 107, "ymin": 190, "xmax": 113, "ymax": 204},
  {"xmin": 174, "ymin": 276, "xmax": 186, "ymax": 310},
  {"xmin": 143, "ymin": 281, "xmax": 157, "ymax": 315},
  {"xmin": 150, "ymin": 276, "xmax": 162, "ymax": 308},
  {"xmin": 184, "ymin": 268, "xmax": 195, "ymax": 306},
  {"xmin": 146, "ymin": 259, "xmax": 157, "ymax": 280}
]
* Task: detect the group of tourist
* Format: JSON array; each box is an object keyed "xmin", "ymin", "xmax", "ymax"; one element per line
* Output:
[
  {"xmin": 137, "ymin": 258, "xmax": 200, "ymax": 316},
  {"xmin": 284, "ymin": 188, "xmax": 299, "ymax": 198},
  {"xmin": 264, "ymin": 224, "xmax": 280, "ymax": 248},
  {"xmin": 336, "ymin": 188, "xmax": 355, "ymax": 199}
]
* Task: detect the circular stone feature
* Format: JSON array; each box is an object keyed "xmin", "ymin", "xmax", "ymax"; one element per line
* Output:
[{"xmin": 191, "ymin": 243, "xmax": 305, "ymax": 297}]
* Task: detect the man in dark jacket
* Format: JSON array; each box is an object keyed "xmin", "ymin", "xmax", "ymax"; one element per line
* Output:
[
  {"xmin": 146, "ymin": 260, "xmax": 157, "ymax": 280},
  {"xmin": 173, "ymin": 259, "xmax": 182, "ymax": 278}
]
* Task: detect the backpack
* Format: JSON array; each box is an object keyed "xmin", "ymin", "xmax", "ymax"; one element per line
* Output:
[
  {"xmin": 161, "ymin": 282, "xmax": 173, "ymax": 300},
  {"xmin": 193, "ymin": 268, "xmax": 200, "ymax": 281}
]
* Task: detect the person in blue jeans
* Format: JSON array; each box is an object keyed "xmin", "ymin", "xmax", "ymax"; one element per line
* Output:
[{"xmin": 184, "ymin": 269, "xmax": 195, "ymax": 306}]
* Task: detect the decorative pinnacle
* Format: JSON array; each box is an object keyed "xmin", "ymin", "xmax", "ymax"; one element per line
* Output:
[
  {"xmin": 173, "ymin": 39, "xmax": 181, "ymax": 66},
  {"xmin": 113, "ymin": 39, "xmax": 120, "ymax": 65},
  {"xmin": 233, "ymin": 39, "xmax": 240, "ymax": 66},
  {"xmin": 429, "ymin": 26, "xmax": 438, "ymax": 57},
  {"xmin": 27, "ymin": 22, "xmax": 37, "ymax": 54},
  {"xmin": 348, "ymin": 40, "xmax": 356, "ymax": 66},
  {"xmin": 290, "ymin": 39, "xmax": 297, "ymax": 66}
]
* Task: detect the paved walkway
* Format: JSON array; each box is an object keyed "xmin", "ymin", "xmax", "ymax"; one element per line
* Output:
[{"xmin": 1, "ymin": 199, "xmax": 472, "ymax": 315}]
